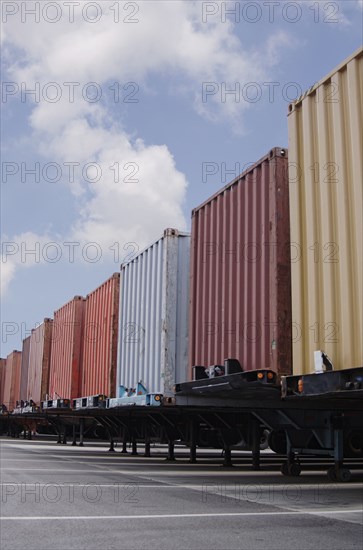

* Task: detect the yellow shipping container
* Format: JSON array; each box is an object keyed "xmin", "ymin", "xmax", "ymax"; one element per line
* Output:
[{"xmin": 288, "ymin": 47, "xmax": 363, "ymax": 374}]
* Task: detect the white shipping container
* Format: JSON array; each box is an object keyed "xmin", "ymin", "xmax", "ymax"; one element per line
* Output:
[{"xmin": 117, "ymin": 229, "xmax": 190, "ymax": 396}]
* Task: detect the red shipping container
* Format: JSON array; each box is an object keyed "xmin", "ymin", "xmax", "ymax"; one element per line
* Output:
[
  {"xmin": 49, "ymin": 296, "xmax": 85, "ymax": 399},
  {"xmin": 20, "ymin": 336, "xmax": 31, "ymax": 401},
  {"xmin": 81, "ymin": 273, "xmax": 120, "ymax": 397},
  {"xmin": 189, "ymin": 147, "xmax": 292, "ymax": 376},
  {"xmin": 3, "ymin": 351, "xmax": 22, "ymax": 410},
  {"xmin": 27, "ymin": 319, "xmax": 53, "ymax": 404},
  {"xmin": 0, "ymin": 358, "xmax": 7, "ymax": 406}
]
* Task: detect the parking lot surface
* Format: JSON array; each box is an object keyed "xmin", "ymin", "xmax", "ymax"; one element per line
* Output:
[{"xmin": 1, "ymin": 438, "xmax": 362, "ymax": 550}]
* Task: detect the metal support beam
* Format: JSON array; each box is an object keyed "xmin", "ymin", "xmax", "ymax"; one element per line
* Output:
[
  {"xmin": 251, "ymin": 416, "xmax": 260, "ymax": 470},
  {"xmin": 223, "ymin": 448, "xmax": 232, "ymax": 467},
  {"xmin": 72, "ymin": 425, "xmax": 77, "ymax": 446},
  {"xmin": 108, "ymin": 436, "xmax": 115, "ymax": 452},
  {"xmin": 334, "ymin": 428, "xmax": 344, "ymax": 468},
  {"xmin": 121, "ymin": 427, "xmax": 128, "ymax": 453},
  {"xmin": 131, "ymin": 438, "xmax": 138, "ymax": 456},
  {"xmin": 189, "ymin": 419, "xmax": 197, "ymax": 463},
  {"xmin": 79, "ymin": 418, "xmax": 84, "ymax": 447},
  {"xmin": 144, "ymin": 430, "xmax": 151, "ymax": 457},
  {"xmin": 167, "ymin": 440, "xmax": 175, "ymax": 461}
]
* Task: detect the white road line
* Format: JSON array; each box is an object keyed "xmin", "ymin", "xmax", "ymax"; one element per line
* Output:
[
  {"xmin": 1, "ymin": 510, "xmax": 362, "ymax": 521},
  {"xmin": 0, "ymin": 482, "xmax": 362, "ymax": 490},
  {"xmin": 1, "ymin": 468, "xmax": 362, "ymax": 478}
]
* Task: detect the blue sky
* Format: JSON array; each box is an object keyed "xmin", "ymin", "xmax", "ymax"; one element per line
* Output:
[{"xmin": 1, "ymin": 0, "xmax": 362, "ymax": 356}]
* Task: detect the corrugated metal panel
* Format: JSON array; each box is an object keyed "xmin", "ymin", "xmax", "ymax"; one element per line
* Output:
[
  {"xmin": 189, "ymin": 148, "xmax": 291, "ymax": 376},
  {"xmin": 49, "ymin": 296, "xmax": 85, "ymax": 399},
  {"xmin": 3, "ymin": 357, "xmax": 12, "ymax": 409},
  {"xmin": 288, "ymin": 47, "xmax": 363, "ymax": 374},
  {"xmin": 3, "ymin": 351, "xmax": 22, "ymax": 410},
  {"xmin": 0, "ymin": 358, "xmax": 7, "ymax": 406},
  {"xmin": 81, "ymin": 274, "xmax": 120, "ymax": 397},
  {"xmin": 20, "ymin": 336, "xmax": 31, "ymax": 401},
  {"xmin": 27, "ymin": 319, "xmax": 53, "ymax": 403},
  {"xmin": 117, "ymin": 228, "xmax": 190, "ymax": 396},
  {"xmin": 9, "ymin": 351, "xmax": 22, "ymax": 409}
]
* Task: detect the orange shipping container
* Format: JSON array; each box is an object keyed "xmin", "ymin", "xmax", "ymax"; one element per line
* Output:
[
  {"xmin": 20, "ymin": 336, "xmax": 31, "ymax": 401},
  {"xmin": 81, "ymin": 274, "xmax": 120, "ymax": 397},
  {"xmin": 0, "ymin": 358, "xmax": 7, "ymax": 406},
  {"xmin": 3, "ymin": 351, "xmax": 22, "ymax": 411},
  {"xmin": 27, "ymin": 319, "xmax": 53, "ymax": 404},
  {"xmin": 49, "ymin": 296, "xmax": 85, "ymax": 399}
]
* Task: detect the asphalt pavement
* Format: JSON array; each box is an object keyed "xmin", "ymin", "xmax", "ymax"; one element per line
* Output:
[{"xmin": 1, "ymin": 438, "xmax": 362, "ymax": 550}]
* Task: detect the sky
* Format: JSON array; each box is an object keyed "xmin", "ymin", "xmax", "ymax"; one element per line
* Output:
[{"xmin": 1, "ymin": 0, "xmax": 362, "ymax": 357}]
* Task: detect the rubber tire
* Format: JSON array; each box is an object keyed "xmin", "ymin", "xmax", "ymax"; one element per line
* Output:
[
  {"xmin": 289, "ymin": 462, "xmax": 302, "ymax": 476},
  {"xmin": 260, "ymin": 429, "xmax": 270, "ymax": 450},
  {"xmin": 336, "ymin": 468, "xmax": 351, "ymax": 483},
  {"xmin": 344, "ymin": 430, "xmax": 363, "ymax": 458}
]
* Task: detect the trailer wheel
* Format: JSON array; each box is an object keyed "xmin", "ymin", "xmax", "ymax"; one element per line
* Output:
[
  {"xmin": 289, "ymin": 462, "xmax": 301, "ymax": 476},
  {"xmin": 344, "ymin": 430, "xmax": 363, "ymax": 457},
  {"xmin": 336, "ymin": 468, "xmax": 351, "ymax": 483},
  {"xmin": 281, "ymin": 461, "xmax": 301, "ymax": 476},
  {"xmin": 260, "ymin": 429, "xmax": 270, "ymax": 450}
]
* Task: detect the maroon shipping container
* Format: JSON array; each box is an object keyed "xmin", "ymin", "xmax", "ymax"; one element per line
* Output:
[
  {"xmin": 81, "ymin": 273, "xmax": 120, "ymax": 398},
  {"xmin": 27, "ymin": 319, "xmax": 53, "ymax": 404},
  {"xmin": 189, "ymin": 147, "xmax": 292, "ymax": 376},
  {"xmin": 0, "ymin": 358, "xmax": 7, "ymax": 406},
  {"xmin": 20, "ymin": 336, "xmax": 31, "ymax": 401},
  {"xmin": 3, "ymin": 351, "xmax": 22, "ymax": 410},
  {"xmin": 49, "ymin": 296, "xmax": 85, "ymax": 399}
]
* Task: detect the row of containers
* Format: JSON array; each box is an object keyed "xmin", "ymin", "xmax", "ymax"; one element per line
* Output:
[
  {"xmin": 0, "ymin": 230, "xmax": 189, "ymax": 410},
  {"xmin": 1, "ymin": 47, "xmax": 362, "ymax": 410}
]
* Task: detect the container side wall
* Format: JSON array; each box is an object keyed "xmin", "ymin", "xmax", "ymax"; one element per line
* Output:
[
  {"xmin": 288, "ymin": 48, "xmax": 363, "ymax": 373},
  {"xmin": 0, "ymin": 359, "xmax": 6, "ymax": 405},
  {"xmin": 3, "ymin": 359, "xmax": 12, "ymax": 410},
  {"xmin": 20, "ymin": 337, "xmax": 31, "ymax": 401},
  {"xmin": 161, "ymin": 231, "xmax": 191, "ymax": 394},
  {"xmin": 189, "ymin": 148, "xmax": 291, "ymax": 376},
  {"xmin": 118, "ymin": 231, "xmax": 190, "ymax": 394},
  {"xmin": 27, "ymin": 320, "xmax": 53, "ymax": 404},
  {"xmin": 49, "ymin": 297, "xmax": 85, "ymax": 399},
  {"xmin": 81, "ymin": 274, "xmax": 120, "ymax": 397},
  {"xmin": 4, "ymin": 352, "xmax": 22, "ymax": 410},
  {"xmin": 118, "ymin": 238, "xmax": 164, "ymax": 393}
]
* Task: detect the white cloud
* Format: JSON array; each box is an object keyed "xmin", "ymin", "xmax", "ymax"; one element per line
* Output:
[
  {"xmin": 3, "ymin": 1, "xmax": 293, "ymax": 127},
  {"xmin": 1, "ymin": 232, "xmax": 53, "ymax": 296},
  {"xmin": 2, "ymin": 1, "xmax": 296, "ymax": 295}
]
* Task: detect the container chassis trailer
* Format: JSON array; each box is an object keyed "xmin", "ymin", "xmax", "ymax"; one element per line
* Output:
[{"xmin": 1, "ymin": 364, "xmax": 362, "ymax": 482}]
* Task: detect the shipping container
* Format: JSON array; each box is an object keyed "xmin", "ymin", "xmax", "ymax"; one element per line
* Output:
[
  {"xmin": 49, "ymin": 296, "xmax": 85, "ymax": 399},
  {"xmin": 81, "ymin": 274, "xmax": 120, "ymax": 398},
  {"xmin": 0, "ymin": 358, "xmax": 7, "ymax": 406},
  {"xmin": 288, "ymin": 47, "xmax": 363, "ymax": 374},
  {"xmin": 27, "ymin": 319, "xmax": 53, "ymax": 404},
  {"xmin": 20, "ymin": 336, "xmax": 31, "ymax": 401},
  {"xmin": 117, "ymin": 228, "xmax": 190, "ymax": 396},
  {"xmin": 3, "ymin": 351, "xmax": 22, "ymax": 410},
  {"xmin": 189, "ymin": 148, "xmax": 291, "ymax": 376}
]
